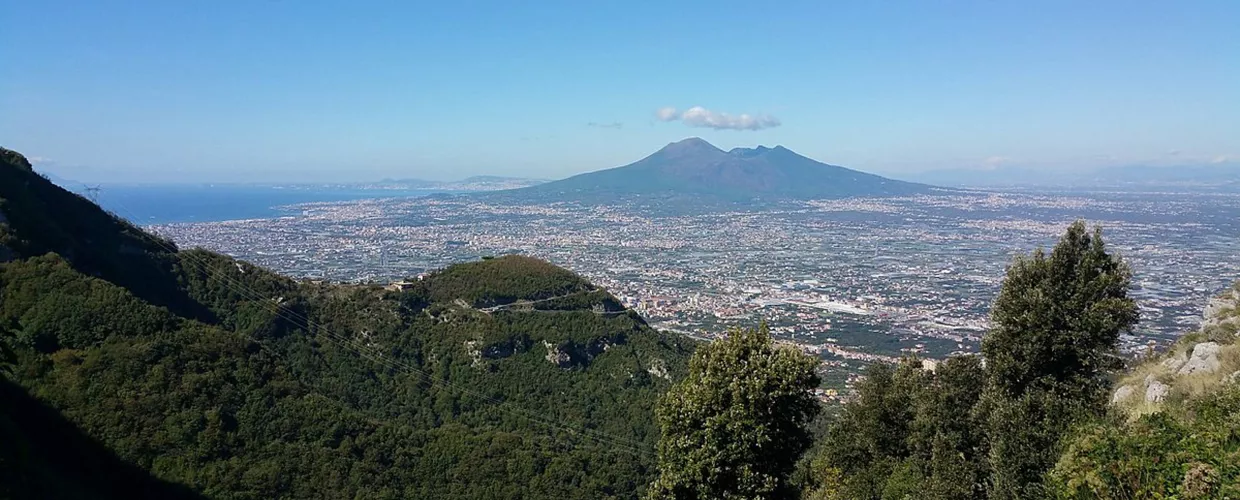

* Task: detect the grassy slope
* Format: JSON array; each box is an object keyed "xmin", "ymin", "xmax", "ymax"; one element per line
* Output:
[{"xmin": 1050, "ymin": 283, "xmax": 1240, "ymax": 498}]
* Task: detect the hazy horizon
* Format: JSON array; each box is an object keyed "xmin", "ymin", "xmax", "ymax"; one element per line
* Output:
[
  {"xmin": 4, "ymin": 2, "xmax": 1239, "ymax": 184},
  {"xmin": 38, "ymin": 136, "xmax": 1240, "ymax": 186}
]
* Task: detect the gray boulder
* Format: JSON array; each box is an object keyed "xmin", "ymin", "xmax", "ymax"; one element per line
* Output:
[
  {"xmin": 1178, "ymin": 342, "xmax": 1222, "ymax": 375},
  {"xmin": 1145, "ymin": 380, "xmax": 1170, "ymax": 403},
  {"xmin": 1111, "ymin": 385, "xmax": 1136, "ymax": 404},
  {"xmin": 1160, "ymin": 352, "xmax": 1188, "ymax": 372}
]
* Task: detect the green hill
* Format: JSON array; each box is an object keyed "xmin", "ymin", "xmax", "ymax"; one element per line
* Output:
[{"xmin": 0, "ymin": 147, "xmax": 693, "ymax": 499}]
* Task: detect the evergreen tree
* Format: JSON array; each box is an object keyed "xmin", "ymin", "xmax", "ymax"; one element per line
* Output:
[
  {"xmin": 810, "ymin": 357, "xmax": 985, "ymax": 500},
  {"xmin": 981, "ymin": 220, "xmax": 1137, "ymax": 499},
  {"xmin": 646, "ymin": 325, "xmax": 820, "ymax": 500},
  {"xmin": 914, "ymin": 355, "xmax": 988, "ymax": 500}
]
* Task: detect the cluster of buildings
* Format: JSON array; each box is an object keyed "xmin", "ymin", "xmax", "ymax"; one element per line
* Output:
[{"xmin": 151, "ymin": 189, "xmax": 1240, "ymax": 395}]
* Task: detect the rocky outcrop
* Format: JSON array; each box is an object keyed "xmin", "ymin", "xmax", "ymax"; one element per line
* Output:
[
  {"xmin": 543, "ymin": 340, "xmax": 572, "ymax": 368},
  {"xmin": 466, "ymin": 337, "xmax": 532, "ymax": 368},
  {"xmin": 1112, "ymin": 287, "xmax": 1240, "ymax": 412},
  {"xmin": 646, "ymin": 358, "xmax": 670, "ymax": 381},
  {"xmin": 1111, "ymin": 384, "xmax": 1136, "ymax": 404},
  {"xmin": 1204, "ymin": 290, "xmax": 1237, "ymax": 321},
  {"xmin": 1145, "ymin": 380, "xmax": 1170, "ymax": 403},
  {"xmin": 464, "ymin": 340, "xmax": 483, "ymax": 367},
  {"xmin": 1160, "ymin": 351, "xmax": 1188, "ymax": 372},
  {"xmin": 1178, "ymin": 342, "xmax": 1222, "ymax": 375},
  {"xmin": 1203, "ymin": 288, "xmax": 1239, "ymax": 331},
  {"xmin": 541, "ymin": 336, "xmax": 624, "ymax": 369}
]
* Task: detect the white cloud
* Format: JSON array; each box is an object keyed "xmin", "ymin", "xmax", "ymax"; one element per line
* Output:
[
  {"xmin": 654, "ymin": 105, "xmax": 780, "ymax": 131},
  {"xmin": 655, "ymin": 107, "xmax": 679, "ymax": 122},
  {"xmin": 1211, "ymin": 155, "xmax": 1232, "ymax": 164},
  {"xmin": 1166, "ymin": 149, "xmax": 1181, "ymax": 156}
]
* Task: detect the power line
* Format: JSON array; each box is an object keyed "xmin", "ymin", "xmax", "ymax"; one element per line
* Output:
[{"xmin": 83, "ymin": 184, "xmax": 101, "ymax": 202}]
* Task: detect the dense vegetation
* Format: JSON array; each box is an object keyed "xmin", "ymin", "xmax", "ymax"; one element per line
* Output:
[
  {"xmin": 647, "ymin": 326, "xmax": 820, "ymax": 499},
  {"xmin": 0, "ymin": 147, "xmax": 693, "ymax": 499},
  {"xmin": 798, "ymin": 222, "xmax": 1239, "ymax": 500},
  {"xmin": 3, "ymin": 144, "xmax": 1237, "ymax": 499}
]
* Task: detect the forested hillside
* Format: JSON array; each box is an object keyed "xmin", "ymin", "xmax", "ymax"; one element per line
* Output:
[
  {"xmin": 4, "ymin": 144, "xmax": 1237, "ymax": 499},
  {"xmin": 0, "ymin": 147, "xmax": 693, "ymax": 499}
]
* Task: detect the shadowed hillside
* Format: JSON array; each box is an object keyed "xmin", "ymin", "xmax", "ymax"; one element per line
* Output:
[{"xmin": 0, "ymin": 147, "xmax": 693, "ymax": 499}]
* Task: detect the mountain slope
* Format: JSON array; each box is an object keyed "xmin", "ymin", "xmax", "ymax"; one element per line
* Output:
[
  {"xmin": 516, "ymin": 138, "xmax": 931, "ymax": 201},
  {"xmin": 1, "ymin": 377, "xmax": 208, "ymax": 500},
  {"xmin": 0, "ymin": 151, "xmax": 211, "ymax": 322},
  {"xmin": 0, "ymin": 146, "xmax": 693, "ymax": 499},
  {"xmin": 1051, "ymin": 284, "xmax": 1240, "ymax": 496}
]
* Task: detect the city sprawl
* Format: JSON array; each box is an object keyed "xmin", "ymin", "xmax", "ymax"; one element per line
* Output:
[{"xmin": 149, "ymin": 189, "xmax": 1240, "ymax": 394}]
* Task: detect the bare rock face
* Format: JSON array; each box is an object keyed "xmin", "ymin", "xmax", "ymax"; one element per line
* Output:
[
  {"xmin": 1145, "ymin": 380, "xmax": 1171, "ymax": 403},
  {"xmin": 467, "ymin": 337, "xmax": 533, "ymax": 369},
  {"xmin": 1111, "ymin": 385, "xmax": 1136, "ymax": 404},
  {"xmin": 1203, "ymin": 289, "xmax": 1239, "ymax": 329},
  {"xmin": 646, "ymin": 358, "xmax": 670, "ymax": 381},
  {"xmin": 464, "ymin": 341, "xmax": 483, "ymax": 368},
  {"xmin": 1178, "ymin": 342, "xmax": 1222, "ymax": 375},
  {"xmin": 543, "ymin": 340, "xmax": 572, "ymax": 368},
  {"xmin": 1160, "ymin": 352, "xmax": 1189, "ymax": 372},
  {"xmin": 539, "ymin": 336, "xmax": 624, "ymax": 369}
]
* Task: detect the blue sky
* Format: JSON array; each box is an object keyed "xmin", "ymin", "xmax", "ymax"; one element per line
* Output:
[{"xmin": 2, "ymin": 0, "xmax": 1237, "ymax": 183}]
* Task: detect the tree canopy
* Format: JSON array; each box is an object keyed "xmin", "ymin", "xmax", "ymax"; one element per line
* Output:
[
  {"xmin": 0, "ymin": 148, "xmax": 696, "ymax": 499},
  {"xmin": 808, "ymin": 221, "xmax": 1142, "ymax": 500},
  {"xmin": 646, "ymin": 325, "xmax": 820, "ymax": 500}
]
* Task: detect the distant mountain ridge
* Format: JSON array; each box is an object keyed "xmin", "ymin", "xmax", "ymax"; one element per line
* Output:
[
  {"xmin": 911, "ymin": 163, "xmax": 1240, "ymax": 190},
  {"xmin": 374, "ymin": 175, "xmax": 547, "ymax": 191},
  {"xmin": 513, "ymin": 137, "xmax": 931, "ymax": 201}
]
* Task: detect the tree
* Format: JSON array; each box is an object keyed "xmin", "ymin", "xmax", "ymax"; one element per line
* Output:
[
  {"xmin": 983, "ymin": 220, "xmax": 1137, "ymax": 403},
  {"xmin": 646, "ymin": 325, "xmax": 821, "ymax": 500},
  {"xmin": 810, "ymin": 357, "xmax": 986, "ymax": 500},
  {"xmin": 816, "ymin": 360, "xmax": 925, "ymax": 499},
  {"xmin": 981, "ymin": 221, "xmax": 1138, "ymax": 499},
  {"xmin": 0, "ymin": 318, "xmax": 15, "ymax": 379},
  {"xmin": 913, "ymin": 355, "xmax": 988, "ymax": 500}
]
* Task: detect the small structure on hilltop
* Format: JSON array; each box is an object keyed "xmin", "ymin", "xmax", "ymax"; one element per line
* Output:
[{"xmin": 386, "ymin": 280, "xmax": 417, "ymax": 292}]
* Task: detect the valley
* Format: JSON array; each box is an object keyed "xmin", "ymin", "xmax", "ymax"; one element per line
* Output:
[{"xmin": 145, "ymin": 188, "xmax": 1240, "ymax": 395}]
